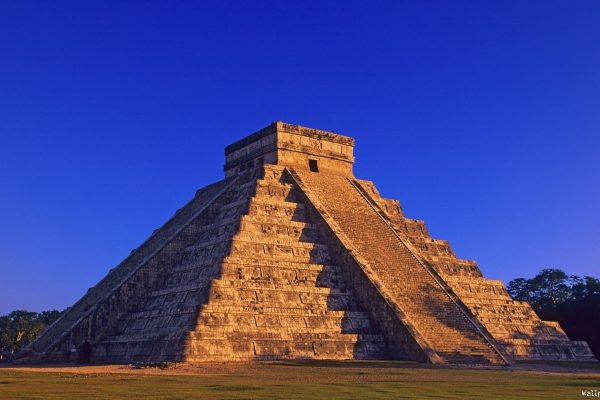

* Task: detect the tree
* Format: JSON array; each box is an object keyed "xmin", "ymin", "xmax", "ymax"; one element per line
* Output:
[
  {"xmin": 571, "ymin": 276, "xmax": 600, "ymax": 300},
  {"xmin": 530, "ymin": 269, "xmax": 571, "ymax": 309},
  {"xmin": 38, "ymin": 310, "xmax": 63, "ymax": 326},
  {"xmin": 0, "ymin": 315, "xmax": 12, "ymax": 355},
  {"xmin": 508, "ymin": 268, "xmax": 573, "ymax": 310},
  {"xmin": 0, "ymin": 309, "xmax": 63, "ymax": 360},
  {"xmin": 5, "ymin": 311, "xmax": 45, "ymax": 354},
  {"xmin": 507, "ymin": 278, "xmax": 532, "ymax": 303},
  {"xmin": 507, "ymin": 269, "xmax": 600, "ymax": 359}
]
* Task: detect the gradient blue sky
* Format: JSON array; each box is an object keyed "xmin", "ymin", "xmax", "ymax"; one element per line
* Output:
[{"xmin": 1, "ymin": 1, "xmax": 599, "ymax": 314}]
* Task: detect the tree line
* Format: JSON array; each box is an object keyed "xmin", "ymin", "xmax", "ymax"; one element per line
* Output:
[
  {"xmin": 507, "ymin": 268, "xmax": 600, "ymax": 358},
  {"xmin": 0, "ymin": 310, "xmax": 63, "ymax": 361}
]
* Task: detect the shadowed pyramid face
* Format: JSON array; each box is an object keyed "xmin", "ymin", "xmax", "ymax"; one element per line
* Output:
[{"xmin": 224, "ymin": 121, "xmax": 355, "ymax": 177}]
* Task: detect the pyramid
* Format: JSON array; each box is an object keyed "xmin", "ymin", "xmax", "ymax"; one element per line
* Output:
[{"xmin": 30, "ymin": 122, "xmax": 596, "ymax": 364}]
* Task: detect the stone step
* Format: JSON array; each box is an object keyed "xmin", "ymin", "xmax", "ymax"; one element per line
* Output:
[
  {"xmin": 254, "ymin": 178, "xmax": 293, "ymax": 189},
  {"xmin": 444, "ymin": 275, "xmax": 504, "ymax": 284},
  {"xmin": 476, "ymin": 316, "xmax": 548, "ymax": 326},
  {"xmin": 471, "ymin": 310, "xmax": 539, "ymax": 320},
  {"xmin": 249, "ymin": 196, "xmax": 305, "ymax": 209},
  {"xmin": 208, "ymin": 288, "xmax": 356, "ymax": 304},
  {"xmin": 245, "ymin": 206, "xmax": 306, "ymax": 222},
  {"xmin": 217, "ymin": 275, "xmax": 345, "ymax": 290},
  {"xmin": 260, "ymin": 165, "xmax": 287, "ymax": 180},
  {"xmin": 166, "ymin": 260, "xmax": 340, "ymax": 281},
  {"xmin": 125, "ymin": 305, "xmax": 200, "ymax": 321},
  {"xmin": 207, "ymin": 281, "xmax": 354, "ymax": 304},
  {"xmin": 120, "ymin": 309, "xmax": 375, "ymax": 337},
  {"xmin": 219, "ymin": 263, "xmax": 345, "ymax": 287},
  {"xmin": 197, "ymin": 307, "xmax": 370, "ymax": 319},
  {"xmin": 240, "ymin": 214, "xmax": 315, "ymax": 228},
  {"xmin": 195, "ymin": 313, "xmax": 373, "ymax": 334},
  {"xmin": 498, "ymin": 337, "xmax": 578, "ymax": 346},
  {"xmin": 222, "ymin": 257, "xmax": 332, "ymax": 270},
  {"xmin": 231, "ymin": 235, "xmax": 322, "ymax": 248},
  {"xmin": 189, "ymin": 216, "xmax": 239, "ymax": 235},
  {"xmin": 145, "ymin": 281, "xmax": 216, "ymax": 298},
  {"xmin": 229, "ymin": 239, "xmax": 331, "ymax": 264},
  {"xmin": 216, "ymin": 198, "xmax": 249, "ymax": 213},
  {"xmin": 180, "ymin": 237, "xmax": 331, "ymax": 265},
  {"xmin": 437, "ymin": 352, "xmax": 495, "ymax": 365},
  {"xmin": 451, "ymin": 292, "xmax": 514, "ymax": 302},
  {"xmin": 475, "ymin": 319, "xmax": 543, "ymax": 331},
  {"xmin": 484, "ymin": 326, "xmax": 567, "ymax": 339},
  {"xmin": 94, "ymin": 337, "xmax": 188, "ymax": 362},
  {"xmin": 252, "ymin": 180, "xmax": 298, "ymax": 201},
  {"xmin": 205, "ymin": 290, "xmax": 361, "ymax": 311},
  {"xmin": 102, "ymin": 327, "xmax": 189, "ymax": 343},
  {"xmin": 186, "ymin": 336, "xmax": 387, "ymax": 361},
  {"xmin": 463, "ymin": 298, "xmax": 533, "ymax": 307},
  {"xmin": 237, "ymin": 218, "xmax": 318, "ymax": 242},
  {"xmin": 188, "ymin": 331, "xmax": 384, "ymax": 342},
  {"xmin": 207, "ymin": 295, "xmax": 359, "ymax": 312},
  {"xmin": 192, "ymin": 322, "xmax": 376, "ymax": 335},
  {"xmin": 211, "ymin": 278, "xmax": 350, "ymax": 294},
  {"xmin": 230, "ymin": 238, "xmax": 328, "ymax": 251},
  {"xmin": 502, "ymin": 340, "xmax": 597, "ymax": 362},
  {"xmin": 182, "ymin": 237, "xmax": 234, "ymax": 253},
  {"xmin": 247, "ymin": 197, "xmax": 306, "ymax": 220}
]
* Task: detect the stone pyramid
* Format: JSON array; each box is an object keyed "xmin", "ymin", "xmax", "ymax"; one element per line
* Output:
[{"xmin": 30, "ymin": 122, "xmax": 596, "ymax": 364}]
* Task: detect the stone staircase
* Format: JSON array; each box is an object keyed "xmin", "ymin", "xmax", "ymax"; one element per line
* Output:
[
  {"xmin": 353, "ymin": 179, "xmax": 596, "ymax": 362},
  {"xmin": 291, "ymin": 169, "xmax": 508, "ymax": 365}
]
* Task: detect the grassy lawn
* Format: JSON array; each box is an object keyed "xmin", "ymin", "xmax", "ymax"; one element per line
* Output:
[{"xmin": 0, "ymin": 361, "xmax": 598, "ymax": 399}]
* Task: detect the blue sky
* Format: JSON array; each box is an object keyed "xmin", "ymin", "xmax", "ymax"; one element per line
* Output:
[{"xmin": 1, "ymin": 1, "xmax": 599, "ymax": 314}]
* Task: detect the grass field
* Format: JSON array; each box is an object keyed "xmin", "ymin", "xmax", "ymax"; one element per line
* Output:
[{"xmin": 0, "ymin": 361, "xmax": 599, "ymax": 399}]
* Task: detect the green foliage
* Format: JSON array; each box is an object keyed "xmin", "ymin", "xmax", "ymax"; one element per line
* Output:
[
  {"xmin": 38, "ymin": 310, "xmax": 63, "ymax": 326},
  {"xmin": 571, "ymin": 276, "xmax": 600, "ymax": 300},
  {"xmin": 506, "ymin": 278, "xmax": 531, "ymax": 303},
  {"xmin": 0, "ymin": 309, "xmax": 63, "ymax": 357},
  {"xmin": 507, "ymin": 268, "xmax": 574, "ymax": 309},
  {"xmin": 507, "ymin": 268, "xmax": 599, "ymax": 310}
]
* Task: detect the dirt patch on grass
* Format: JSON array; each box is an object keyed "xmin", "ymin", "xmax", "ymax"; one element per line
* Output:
[
  {"xmin": 0, "ymin": 361, "xmax": 598, "ymax": 400},
  {"xmin": 1, "ymin": 360, "xmax": 598, "ymax": 382}
]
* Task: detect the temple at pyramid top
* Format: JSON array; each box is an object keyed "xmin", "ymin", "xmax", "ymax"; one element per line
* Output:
[{"xmin": 224, "ymin": 121, "xmax": 355, "ymax": 177}]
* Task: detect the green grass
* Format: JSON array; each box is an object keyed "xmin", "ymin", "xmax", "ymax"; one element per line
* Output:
[{"xmin": 0, "ymin": 361, "xmax": 598, "ymax": 399}]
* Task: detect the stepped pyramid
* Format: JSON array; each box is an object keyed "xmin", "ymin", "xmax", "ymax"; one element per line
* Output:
[{"xmin": 30, "ymin": 122, "xmax": 596, "ymax": 364}]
